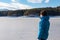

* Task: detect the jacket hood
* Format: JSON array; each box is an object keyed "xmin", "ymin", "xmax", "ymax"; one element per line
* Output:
[{"xmin": 40, "ymin": 16, "xmax": 49, "ymax": 21}]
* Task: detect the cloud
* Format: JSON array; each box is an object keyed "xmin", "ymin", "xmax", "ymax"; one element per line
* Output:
[
  {"xmin": 45, "ymin": 0, "xmax": 50, "ymax": 3},
  {"xmin": 0, "ymin": 2, "xmax": 16, "ymax": 10},
  {"xmin": 11, "ymin": 0, "xmax": 16, "ymax": 2},
  {"xmin": 27, "ymin": 0, "xmax": 43, "ymax": 3},
  {"xmin": 11, "ymin": 0, "xmax": 18, "ymax": 2},
  {"xmin": 0, "ymin": 1, "xmax": 32, "ymax": 10},
  {"xmin": 27, "ymin": 0, "xmax": 50, "ymax": 3}
]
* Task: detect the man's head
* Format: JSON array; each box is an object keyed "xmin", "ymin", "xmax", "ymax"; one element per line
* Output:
[{"xmin": 40, "ymin": 10, "xmax": 48, "ymax": 17}]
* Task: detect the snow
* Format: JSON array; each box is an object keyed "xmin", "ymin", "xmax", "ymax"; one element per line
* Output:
[{"xmin": 0, "ymin": 17, "xmax": 60, "ymax": 40}]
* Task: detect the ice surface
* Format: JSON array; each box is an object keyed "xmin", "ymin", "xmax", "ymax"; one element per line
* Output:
[{"xmin": 0, "ymin": 17, "xmax": 60, "ymax": 40}]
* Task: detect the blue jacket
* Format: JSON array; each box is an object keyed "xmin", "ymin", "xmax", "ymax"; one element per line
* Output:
[{"xmin": 38, "ymin": 16, "xmax": 50, "ymax": 39}]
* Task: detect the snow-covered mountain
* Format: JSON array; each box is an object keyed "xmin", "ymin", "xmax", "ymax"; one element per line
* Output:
[{"xmin": 0, "ymin": 9, "xmax": 8, "ymax": 11}]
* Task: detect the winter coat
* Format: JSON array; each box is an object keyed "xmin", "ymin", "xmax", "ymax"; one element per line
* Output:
[{"xmin": 38, "ymin": 16, "xmax": 50, "ymax": 39}]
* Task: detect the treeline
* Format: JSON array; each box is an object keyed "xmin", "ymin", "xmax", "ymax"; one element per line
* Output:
[
  {"xmin": 0, "ymin": 10, "xmax": 25, "ymax": 16},
  {"xmin": 0, "ymin": 6, "xmax": 60, "ymax": 17},
  {"xmin": 24, "ymin": 6, "xmax": 60, "ymax": 16}
]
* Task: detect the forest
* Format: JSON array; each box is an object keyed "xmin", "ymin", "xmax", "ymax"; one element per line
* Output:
[{"xmin": 0, "ymin": 6, "xmax": 60, "ymax": 17}]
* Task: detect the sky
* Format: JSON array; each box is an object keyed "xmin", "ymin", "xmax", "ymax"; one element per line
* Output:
[{"xmin": 0, "ymin": 0, "xmax": 60, "ymax": 10}]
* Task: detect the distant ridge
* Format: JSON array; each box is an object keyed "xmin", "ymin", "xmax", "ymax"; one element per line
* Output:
[{"xmin": 0, "ymin": 9, "xmax": 9, "ymax": 11}]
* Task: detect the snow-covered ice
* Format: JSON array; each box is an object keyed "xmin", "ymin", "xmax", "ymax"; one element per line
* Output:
[{"xmin": 0, "ymin": 17, "xmax": 60, "ymax": 40}]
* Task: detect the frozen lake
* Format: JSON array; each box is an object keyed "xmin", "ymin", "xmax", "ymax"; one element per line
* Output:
[{"xmin": 0, "ymin": 17, "xmax": 60, "ymax": 40}]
